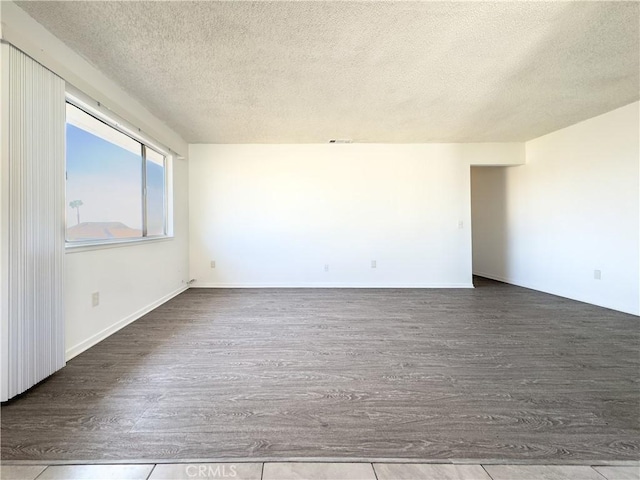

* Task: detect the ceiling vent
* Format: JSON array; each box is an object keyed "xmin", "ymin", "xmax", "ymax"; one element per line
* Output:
[{"xmin": 328, "ymin": 139, "xmax": 353, "ymax": 144}]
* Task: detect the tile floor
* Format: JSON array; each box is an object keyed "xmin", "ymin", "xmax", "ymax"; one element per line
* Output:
[{"xmin": 1, "ymin": 462, "xmax": 639, "ymax": 480}]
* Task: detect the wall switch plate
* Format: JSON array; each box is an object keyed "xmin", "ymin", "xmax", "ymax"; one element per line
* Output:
[
  {"xmin": 458, "ymin": 220, "xmax": 464, "ymax": 229},
  {"xmin": 324, "ymin": 264, "xmax": 329, "ymax": 272},
  {"xmin": 371, "ymin": 260, "xmax": 377, "ymax": 268},
  {"xmin": 594, "ymin": 269, "xmax": 601, "ymax": 280},
  {"xmin": 210, "ymin": 260, "xmax": 216, "ymax": 269},
  {"xmin": 92, "ymin": 292, "xmax": 99, "ymax": 307}
]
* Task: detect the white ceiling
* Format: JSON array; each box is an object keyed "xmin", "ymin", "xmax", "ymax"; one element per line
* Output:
[{"xmin": 16, "ymin": 1, "xmax": 640, "ymax": 144}]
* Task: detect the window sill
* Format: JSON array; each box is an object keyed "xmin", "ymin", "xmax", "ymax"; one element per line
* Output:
[{"xmin": 65, "ymin": 236, "xmax": 174, "ymax": 254}]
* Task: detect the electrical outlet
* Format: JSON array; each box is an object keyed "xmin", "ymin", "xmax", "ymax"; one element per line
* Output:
[
  {"xmin": 210, "ymin": 260, "xmax": 216, "ymax": 269},
  {"xmin": 324, "ymin": 264, "xmax": 329, "ymax": 272},
  {"xmin": 458, "ymin": 220, "xmax": 464, "ymax": 229},
  {"xmin": 594, "ymin": 269, "xmax": 601, "ymax": 280},
  {"xmin": 92, "ymin": 292, "xmax": 100, "ymax": 307},
  {"xmin": 371, "ymin": 260, "xmax": 377, "ymax": 268}
]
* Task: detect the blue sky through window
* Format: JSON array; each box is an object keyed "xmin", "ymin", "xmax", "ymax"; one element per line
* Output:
[
  {"xmin": 66, "ymin": 123, "xmax": 143, "ymax": 232},
  {"xmin": 66, "ymin": 110, "xmax": 166, "ymax": 241}
]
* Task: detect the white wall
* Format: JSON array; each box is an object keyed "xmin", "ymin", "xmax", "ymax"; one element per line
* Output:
[
  {"xmin": 1, "ymin": 2, "xmax": 192, "ymax": 359},
  {"xmin": 189, "ymin": 143, "xmax": 523, "ymax": 288},
  {"xmin": 472, "ymin": 102, "xmax": 639, "ymax": 315}
]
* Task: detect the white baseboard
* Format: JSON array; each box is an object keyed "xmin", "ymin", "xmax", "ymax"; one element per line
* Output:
[
  {"xmin": 65, "ymin": 285, "xmax": 188, "ymax": 361},
  {"xmin": 192, "ymin": 283, "xmax": 474, "ymax": 289}
]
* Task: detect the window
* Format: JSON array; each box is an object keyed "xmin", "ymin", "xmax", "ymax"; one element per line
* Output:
[{"xmin": 65, "ymin": 102, "xmax": 168, "ymax": 244}]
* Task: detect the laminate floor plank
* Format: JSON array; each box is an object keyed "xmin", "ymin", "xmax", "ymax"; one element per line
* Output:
[{"xmin": 2, "ymin": 278, "xmax": 638, "ymax": 461}]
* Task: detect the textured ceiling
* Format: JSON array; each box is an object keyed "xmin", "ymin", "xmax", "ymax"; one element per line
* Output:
[{"xmin": 16, "ymin": 1, "xmax": 640, "ymax": 144}]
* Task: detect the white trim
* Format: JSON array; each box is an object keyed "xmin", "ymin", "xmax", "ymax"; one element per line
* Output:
[
  {"xmin": 191, "ymin": 283, "xmax": 475, "ymax": 289},
  {"xmin": 65, "ymin": 286, "xmax": 188, "ymax": 361},
  {"xmin": 65, "ymin": 236, "xmax": 174, "ymax": 254}
]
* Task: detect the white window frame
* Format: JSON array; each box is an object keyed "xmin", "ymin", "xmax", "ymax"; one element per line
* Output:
[{"xmin": 64, "ymin": 89, "xmax": 174, "ymax": 251}]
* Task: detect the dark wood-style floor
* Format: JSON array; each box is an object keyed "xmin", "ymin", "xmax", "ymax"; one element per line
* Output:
[{"xmin": 2, "ymin": 278, "xmax": 639, "ymax": 462}]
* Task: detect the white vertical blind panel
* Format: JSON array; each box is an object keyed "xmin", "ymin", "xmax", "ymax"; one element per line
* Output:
[{"xmin": 5, "ymin": 45, "xmax": 65, "ymax": 400}]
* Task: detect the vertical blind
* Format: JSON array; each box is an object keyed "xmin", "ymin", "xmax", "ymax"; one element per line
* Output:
[{"xmin": 1, "ymin": 44, "xmax": 66, "ymax": 401}]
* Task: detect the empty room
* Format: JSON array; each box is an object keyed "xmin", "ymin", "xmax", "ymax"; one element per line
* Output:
[{"xmin": 1, "ymin": 1, "xmax": 639, "ymax": 480}]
